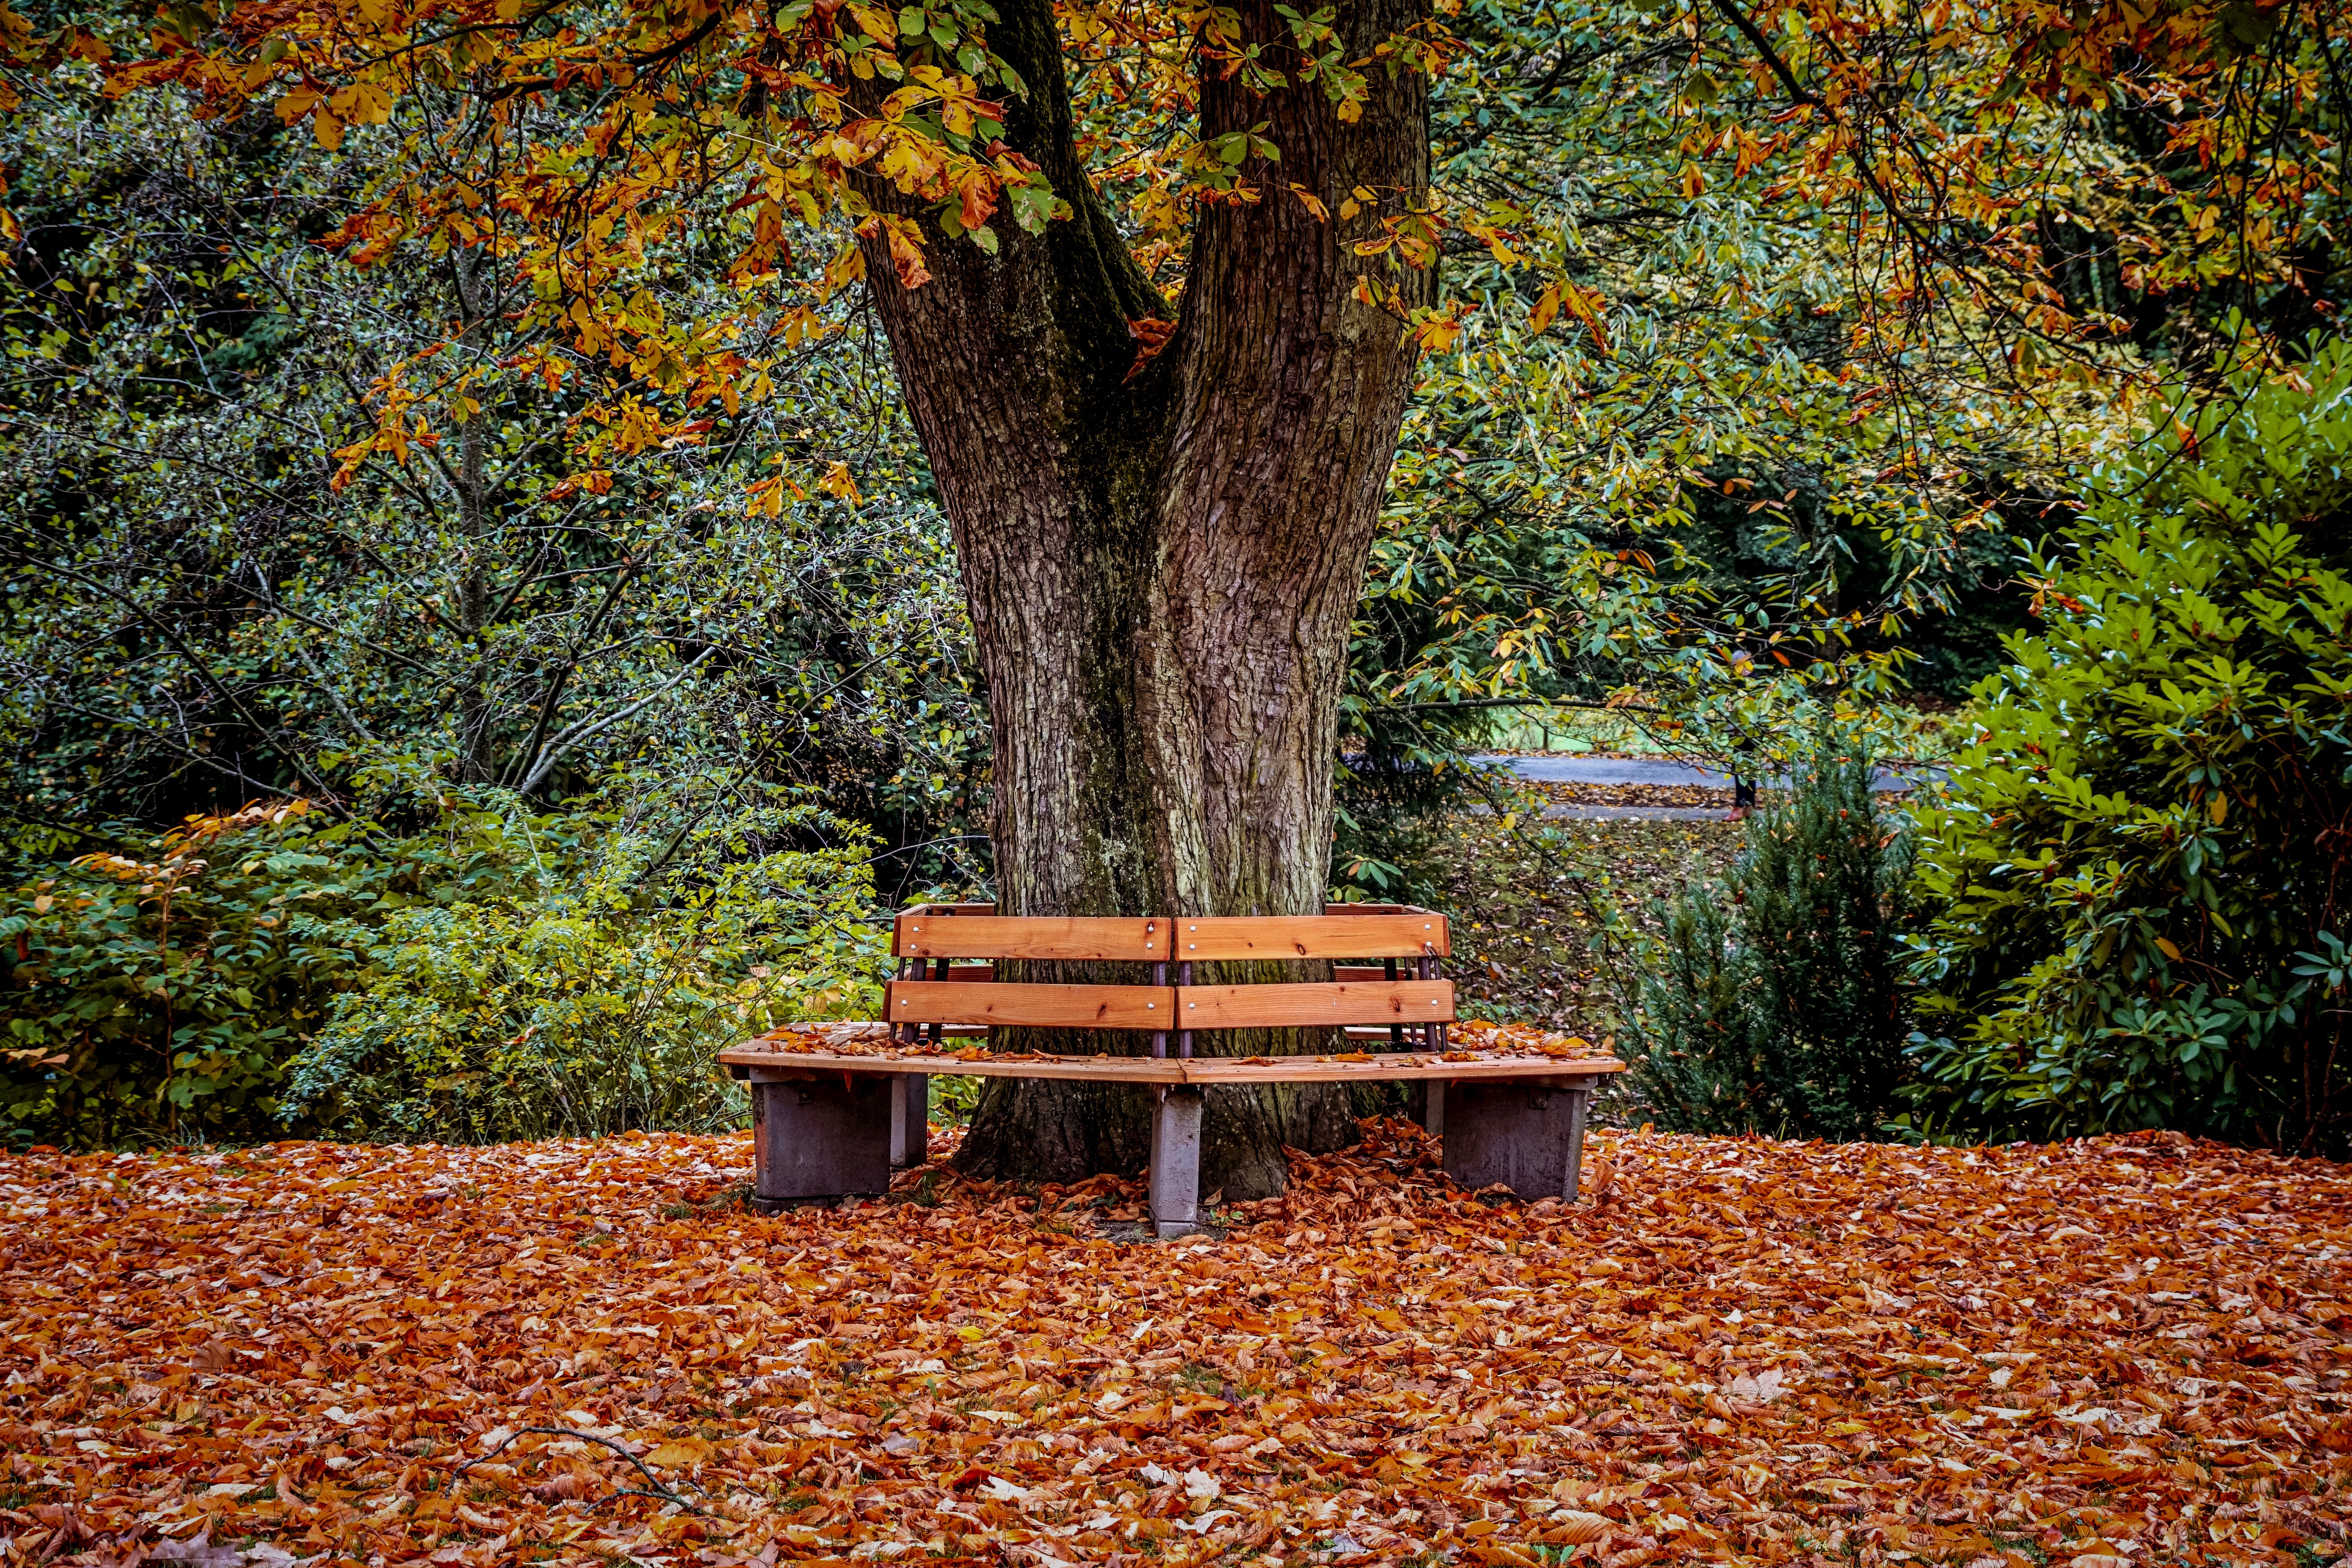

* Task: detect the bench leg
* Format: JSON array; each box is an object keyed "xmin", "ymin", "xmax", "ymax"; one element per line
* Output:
[
  {"xmin": 1402, "ymin": 1078, "xmax": 1446, "ymax": 1136},
  {"xmin": 1148, "ymin": 1087, "xmax": 1204, "ymax": 1239},
  {"xmin": 889, "ymin": 1073, "xmax": 930, "ymax": 1167},
  {"xmin": 1562, "ymin": 1081, "xmax": 1590, "ymax": 1202},
  {"xmin": 750, "ymin": 1074, "xmax": 892, "ymax": 1211},
  {"xmin": 1441, "ymin": 1076, "xmax": 1594, "ymax": 1202}
]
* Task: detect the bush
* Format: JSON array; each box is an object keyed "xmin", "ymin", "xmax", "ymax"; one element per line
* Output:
[
  {"xmin": 1, "ymin": 801, "xmax": 394, "ymax": 1147},
  {"xmin": 1624, "ymin": 732, "xmax": 1918, "ymax": 1140},
  {"xmin": 282, "ymin": 791, "xmax": 887, "ymax": 1144},
  {"xmin": 1903, "ymin": 344, "xmax": 2352, "ymax": 1156},
  {"xmin": 3, "ymin": 774, "xmax": 888, "ymax": 1149}
]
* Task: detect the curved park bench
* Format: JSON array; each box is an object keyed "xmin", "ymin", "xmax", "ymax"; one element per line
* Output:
[{"xmin": 719, "ymin": 904, "xmax": 1624, "ymax": 1236}]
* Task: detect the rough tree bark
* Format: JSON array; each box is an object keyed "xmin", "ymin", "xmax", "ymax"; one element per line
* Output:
[{"xmin": 855, "ymin": 0, "xmax": 1434, "ymax": 1198}]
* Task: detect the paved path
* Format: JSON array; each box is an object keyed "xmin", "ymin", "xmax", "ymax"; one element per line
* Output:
[
  {"xmin": 1477, "ymin": 755, "xmax": 1936, "ymax": 790},
  {"xmin": 1534, "ymin": 804, "xmax": 1726, "ymax": 822},
  {"xmin": 1466, "ymin": 754, "xmax": 1941, "ymax": 821}
]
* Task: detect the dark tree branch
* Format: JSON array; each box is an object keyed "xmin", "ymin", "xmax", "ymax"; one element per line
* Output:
[{"xmin": 3, "ymin": 546, "xmax": 343, "ymax": 810}]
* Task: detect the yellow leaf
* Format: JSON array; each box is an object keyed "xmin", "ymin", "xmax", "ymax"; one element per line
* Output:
[
  {"xmin": 646, "ymin": 1436, "xmax": 713, "ymax": 1467},
  {"xmin": 1529, "ymin": 281, "xmax": 1561, "ymax": 335},
  {"xmin": 1556, "ymin": 282, "xmax": 1610, "ymax": 351},
  {"xmin": 2209, "ymin": 792, "xmax": 2227, "ymax": 824},
  {"xmin": 819, "ymin": 461, "xmax": 862, "ymax": 503},
  {"xmin": 2156, "ymin": 936, "xmax": 2183, "ymax": 962},
  {"xmin": 1412, "ymin": 311, "xmax": 1462, "ymax": 351}
]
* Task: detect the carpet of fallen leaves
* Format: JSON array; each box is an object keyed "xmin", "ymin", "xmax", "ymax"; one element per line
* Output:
[
  {"xmin": 1518, "ymin": 783, "xmax": 1737, "ymax": 810},
  {"xmin": 5, "ymin": 1123, "xmax": 2350, "ymax": 1568}
]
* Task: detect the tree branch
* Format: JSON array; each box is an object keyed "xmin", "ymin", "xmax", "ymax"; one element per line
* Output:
[
  {"xmin": 514, "ymin": 643, "xmax": 719, "ymax": 797},
  {"xmin": 2, "ymin": 546, "xmax": 343, "ymax": 810}
]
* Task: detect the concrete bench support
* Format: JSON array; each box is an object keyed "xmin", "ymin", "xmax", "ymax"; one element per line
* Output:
[
  {"xmin": 890, "ymin": 1073, "xmax": 930, "ymax": 1167},
  {"xmin": 1441, "ymin": 1074, "xmax": 1597, "ymax": 1202},
  {"xmin": 1414, "ymin": 1078, "xmax": 1446, "ymax": 1138},
  {"xmin": 1148, "ymin": 1087, "xmax": 1205, "ymax": 1239},
  {"xmin": 724, "ymin": 1039, "xmax": 1622, "ymax": 1222},
  {"xmin": 748, "ymin": 1072, "xmax": 891, "ymax": 1211}
]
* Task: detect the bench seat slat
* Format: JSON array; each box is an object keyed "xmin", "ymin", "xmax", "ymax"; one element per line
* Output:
[
  {"xmin": 887, "ymin": 979, "xmax": 1173, "ymax": 1029},
  {"xmin": 895, "ymin": 916, "xmax": 1169, "ymax": 961},
  {"xmin": 1175, "ymin": 980, "xmax": 1455, "ymax": 1029},
  {"xmin": 718, "ymin": 1044, "xmax": 1621, "ymax": 1083},
  {"xmin": 1165, "ymin": 914, "xmax": 1449, "ymax": 960}
]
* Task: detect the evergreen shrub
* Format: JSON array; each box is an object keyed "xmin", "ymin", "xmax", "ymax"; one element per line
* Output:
[
  {"xmin": 1624, "ymin": 731, "xmax": 1918, "ymax": 1140},
  {"xmin": 1903, "ymin": 345, "xmax": 2352, "ymax": 1155}
]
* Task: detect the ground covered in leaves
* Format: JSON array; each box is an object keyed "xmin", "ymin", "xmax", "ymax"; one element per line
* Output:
[
  {"xmin": 1439, "ymin": 813, "xmax": 1739, "ymax": 1043},
  {"xmin": 5, "ymin": 1125, "xmax": 2349, "ymax": 1568},
  {"xmin": 1515, "ymin": 782, "xmax": 1737, "ymax": 810}
]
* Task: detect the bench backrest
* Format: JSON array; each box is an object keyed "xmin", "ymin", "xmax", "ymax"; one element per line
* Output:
[{"xmin": 883, "ymin": 903, "xmax": 1454, "ymax": 1044}]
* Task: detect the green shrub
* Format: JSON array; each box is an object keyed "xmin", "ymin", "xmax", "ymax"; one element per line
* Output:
[
  {"xmin": 0, "ymin": 801, "xmax": 394, "ymax": 1147},
  {"xmin": 281, "ymin": 794, "xmax": 886, "ymax": 1144},
  {"xmin": 1903, "ymin": 344, "xmax": 2352, "ymax": 1156},
  {"xmin": 1624, "ymin": 732, "xmax": 1918, "ymax": 1140},
  {"xmin": 3, "ymin": 773, "xmax": 889, "ymax": 1149}
]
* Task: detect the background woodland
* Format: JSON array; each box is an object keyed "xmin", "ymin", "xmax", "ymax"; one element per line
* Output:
[{"xmin": 2, "ymin": 0, "xmax": 2347, "ymax": 1157}]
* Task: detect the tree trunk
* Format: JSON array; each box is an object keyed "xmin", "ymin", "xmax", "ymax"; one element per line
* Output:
[{"xmin": 854, "ymin": 0, "xmax": 1433, "ymax": 1198}]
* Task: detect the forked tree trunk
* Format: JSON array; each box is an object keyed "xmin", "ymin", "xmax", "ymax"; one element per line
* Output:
[{"xmin": 855, "ymin": 0, "xmax": 1432, "ymax": 1198}]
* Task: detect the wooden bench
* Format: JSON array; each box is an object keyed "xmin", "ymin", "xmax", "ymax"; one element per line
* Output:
[{"xmin": 719, "ymin": 904, "xmax": 1625, "ymax": 1235}]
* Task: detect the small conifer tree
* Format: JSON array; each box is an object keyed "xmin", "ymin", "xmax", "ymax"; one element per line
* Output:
[{"xmin": 1625, "ymin": 733, "xmax": 1917, "ymax": 1140}]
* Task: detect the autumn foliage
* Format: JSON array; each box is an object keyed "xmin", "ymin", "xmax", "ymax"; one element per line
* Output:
[
  {"xmin": 6, "ymin": 0, "xmax": 2335, "ymax": 499},
  {"xmin": 5, "ymin": 1123, "xmax": 2348, "ymax": 1565}
]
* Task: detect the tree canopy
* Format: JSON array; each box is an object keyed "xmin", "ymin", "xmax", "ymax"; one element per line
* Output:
[{"xmin": 5, "ymin": 0, "xmax": 2344, "ymax": 835}]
